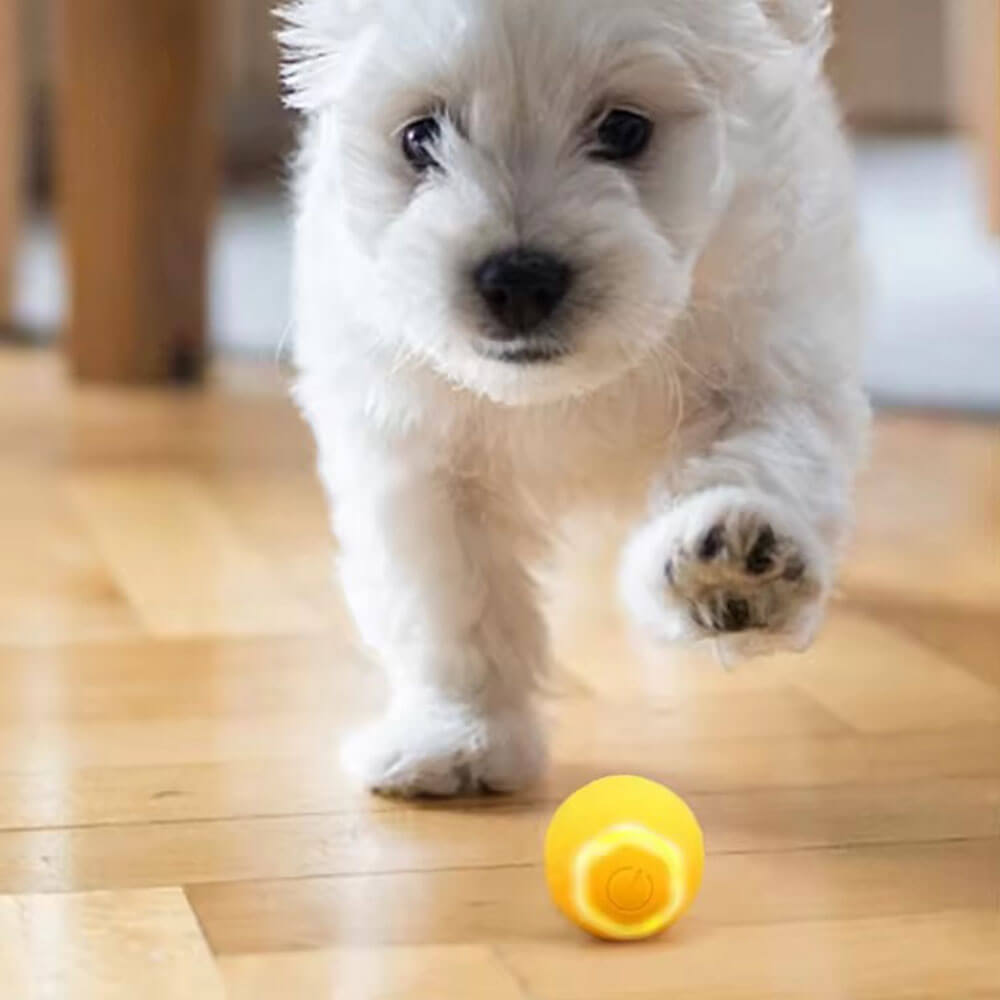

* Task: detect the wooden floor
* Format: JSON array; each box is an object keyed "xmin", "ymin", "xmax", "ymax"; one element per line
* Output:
[{"xmin": 0, "ymin": 346, "xmax": 997, "ymax": 999}]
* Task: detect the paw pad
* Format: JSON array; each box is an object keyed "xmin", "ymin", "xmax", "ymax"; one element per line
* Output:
[
  {"xmin": 622, "ymin": 491, "xmax": 828, "ymax": 652},
  {"xmin": 661, "ymin": 506, "xmax": 819, "ymax": 638},
  {"xmin": 745, "ymin": 526, "xmax": 777, "ymax": 576},
  {"xmin": 717, "ymin": 596, "xmax": 752, "ymax": 632},
  {"xmin": 698, "ymin": 525, "xmax": 725, "ymax": 561}
]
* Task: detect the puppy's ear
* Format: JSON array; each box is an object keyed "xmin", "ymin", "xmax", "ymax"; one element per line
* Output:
[
  {"xmin": 276, "ymin": 0, "xmax": 377, "ymax": 111},
  {"xmin": 758, "ymin": 0, "xmax": 833, "ymax": 64}
]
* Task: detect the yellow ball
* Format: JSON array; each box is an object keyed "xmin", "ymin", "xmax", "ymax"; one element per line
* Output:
[{"xmin": 544, "ymin": 776, "xmax": 705, "ymax": 941}]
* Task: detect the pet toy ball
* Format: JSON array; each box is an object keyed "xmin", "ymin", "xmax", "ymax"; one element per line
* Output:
[{"xmin": 544, "ymin": 775, "xmax": 704, "ymax": 941}]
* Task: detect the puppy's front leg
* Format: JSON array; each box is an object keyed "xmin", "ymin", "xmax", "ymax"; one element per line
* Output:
[
  {"xmin": 326, "ymin": 434, "xmax": 546, "ymax": 797},
  {"xmin": 621, "ymin": 394, "xmax": 867, "ymax": 662}
]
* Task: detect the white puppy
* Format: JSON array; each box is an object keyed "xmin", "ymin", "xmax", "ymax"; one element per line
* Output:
[{"xmin": 281, "ymin": 0, "xmax": 869, "ymax": 796}]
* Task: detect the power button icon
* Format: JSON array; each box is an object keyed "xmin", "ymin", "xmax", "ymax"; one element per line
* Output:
[
  {"xmin": 582, "ymin": 840, "xmax": 670, "ymax": 930},
  {"xmin": 606, "ymin": 866, "xmax": 656, "ymax": 913}
]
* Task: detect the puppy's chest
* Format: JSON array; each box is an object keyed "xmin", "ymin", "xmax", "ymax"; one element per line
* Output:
[{"xmin": 464, "ymin": 396, "xmax": 681, "ymax": 515}]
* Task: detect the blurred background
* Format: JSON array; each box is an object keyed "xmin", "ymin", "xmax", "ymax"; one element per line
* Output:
[{"xmin": 0, "ymin": 0, "xmax": 998, "ymax": 407}]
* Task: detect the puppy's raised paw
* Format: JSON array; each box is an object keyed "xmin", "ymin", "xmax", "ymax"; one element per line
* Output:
[
  {"xmin": 621, "ymin": 488, "xmax": 831, "ymax": 659},
  {"xmin": 341, "ymin": 700, "xmax": 546, "ymax": 799}
]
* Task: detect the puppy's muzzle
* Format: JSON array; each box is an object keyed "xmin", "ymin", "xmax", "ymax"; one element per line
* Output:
[{"xmin": 473, "ymin": 247, "xmax": 573, "ymax": 352}]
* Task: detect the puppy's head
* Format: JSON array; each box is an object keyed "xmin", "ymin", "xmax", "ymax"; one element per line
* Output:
[{"xmin": 283, "ymin": 0, "xmax": 829, "ymax": 405}]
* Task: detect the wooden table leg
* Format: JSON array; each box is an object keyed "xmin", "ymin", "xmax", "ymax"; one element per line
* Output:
[
  {"xmin": 949, "ymin": 0, "xmax": 1000, "ymax": 234},
  {"xmin": 0, "ymin": 0, "xmax": 22, "ymax": 329},
  {"xmin": 55, "ymin": 1, "xmax": 218, "ymax": 383},
  {"xmin": 984, "ymin": 1, "xmax": 1000, "ymax": 232}
]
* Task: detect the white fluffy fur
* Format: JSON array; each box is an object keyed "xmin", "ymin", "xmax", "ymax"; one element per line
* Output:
[{"xmin": 282, "ymin": 0, "xmax": 869, "ymax": 796}]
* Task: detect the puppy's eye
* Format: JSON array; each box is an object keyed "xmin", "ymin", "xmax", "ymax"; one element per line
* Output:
[
  {"xmin": 593, "ymin": 109, "xmax": 653, "ymax": 162},
  {"xmin": 401, "ymin": 117, "xmax": 442, "ymax": 172}
]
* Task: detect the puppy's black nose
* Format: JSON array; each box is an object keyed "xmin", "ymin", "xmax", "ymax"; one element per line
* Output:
[{"xmin": 474, "ymin": 248, "xmax": 572, "ymax": 336}]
